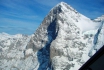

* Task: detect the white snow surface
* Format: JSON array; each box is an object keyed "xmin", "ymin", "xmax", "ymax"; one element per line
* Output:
[
  {"xmin": 94, "ymin": 15, "xmax": 104, "ymax": 22},
  {"xmin": 0, "ymin": 32, "xmax": 39, "ymax": 70},
  {"xmin": 55, "ymin": 2, "xmax": 101, "ymax": 32}
]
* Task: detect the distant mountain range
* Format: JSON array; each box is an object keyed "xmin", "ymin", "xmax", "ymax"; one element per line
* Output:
[{"xmin": 0, "ymin": 2, "xmax": 104, "ymax": 70}]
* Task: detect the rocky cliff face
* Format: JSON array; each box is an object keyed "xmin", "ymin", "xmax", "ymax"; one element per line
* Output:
[
  {"xmin": 25, "ymin": 2, "xmax": 103, "ymax": 70},
  {"xmin": 0, "ymin": 2, "xmax": 104, "ymax": 70},
  {"xmin": 0, "ymin": 33, "xmax": 33, "ymax": 70}
]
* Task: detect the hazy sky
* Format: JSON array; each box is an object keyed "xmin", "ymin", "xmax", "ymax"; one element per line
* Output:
[{"xmin": 0, "ymin": 0, "xmax": 104, "ymax": 35}]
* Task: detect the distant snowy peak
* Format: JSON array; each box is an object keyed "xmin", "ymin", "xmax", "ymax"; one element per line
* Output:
[
  {"xmin": 0, "ymin": 32, "xmax": 10, "ymax": 36},
  {"xmin": 94, "ymin": 15, "xmax": 104, "ymax": 22},
  {"xmin": 0, "ymin": 32, "xmax": 29, "ymax": 40}
]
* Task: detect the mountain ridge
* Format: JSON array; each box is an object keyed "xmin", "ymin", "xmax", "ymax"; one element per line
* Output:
[
  {"xmin": 25, "ymin": 2, "xmax": 104, "ymax": 70},
  {"xmin": 0, "ymin": 2, "xmax": 104, "ymax": 70}
]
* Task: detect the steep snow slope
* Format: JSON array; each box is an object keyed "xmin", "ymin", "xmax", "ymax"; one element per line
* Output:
[
  {"xmin": 56, "ymin": 2, "xmax": 100, "ymax": 32},
  {"xmin": 88, "ymin": 17, "xmax": 104, "ymax": 57},
  {"xmin": 0, "ymin": 2, "xmax": 104, "ymax": 70}
]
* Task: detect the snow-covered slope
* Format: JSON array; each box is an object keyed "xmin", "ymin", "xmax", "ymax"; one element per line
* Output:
[
  {"xmin": 51, "ymin": 2, "xmax": 100, "ymax": 33},
  {"xmin": 94, "ymin": 15, "xmax": 104, "ymax": 22},
  {"xmin": 0, "ymin": 33, "xmax": 34, "ymax": 70},
  {"xmin": 88, "ymin": 22, "xmax": 104, "ymax": 56},
  {"xmin": 0, "ymin": 2, "xmax": 104, "ymax": 70},
  {"xmin": 25, "ymin": 2, "xmax": 103, "ymax": 70}
]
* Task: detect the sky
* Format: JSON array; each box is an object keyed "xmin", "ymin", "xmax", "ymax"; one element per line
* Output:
[{"xmin": 0, "ymin": 0, "xmax": 104, "ymax": 35}]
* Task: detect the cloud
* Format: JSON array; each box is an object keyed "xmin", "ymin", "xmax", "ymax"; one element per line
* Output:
[
  {"xmin": 0, "ymin": 0, "xmax": 43, "ymax": 19},
  {"xmin": 34, "ymin": 0, "xmax": 60, "ymax": 7},
  {"xmin": 0, "ymin": 0, "xmax": 43, "ymax": 32},
  {"xmin": 0, "ymin": 17, "xmax": 40, "ymax": 27},
  {"xmin": 65, "ymin": 0, "xmax": 104, "ymax": 19},
  {"xmin": 0, "ymin": 0, "xmax": 32, "ymax": 13},
  {"xmin": 0, "ymin": 26, "xmax": 35, "ymax": 35},
  {"xmin": 0, "ymin": 12, "xmax": 42, "ymax": 21}
]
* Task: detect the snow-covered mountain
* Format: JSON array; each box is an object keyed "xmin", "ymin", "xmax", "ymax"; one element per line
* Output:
[
  {"xmin": 25, "ymin": 2, "xmax": 104, "ymax": 70},
  {"xmin": 0, "ymin": 33, "xmax": 32, "ymax": 70},
  {"xmin": 94, "ymin": 15, "xmax": 104, "ymax": 22},
  {"xmin": 0, "ymin": 2, "xmax": 104, "ymax": 70}
]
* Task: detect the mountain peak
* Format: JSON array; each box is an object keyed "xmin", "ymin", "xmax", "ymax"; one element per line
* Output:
[
  {"xmin": 1, "ymin": 2, "xmax": 104, "ymax": 70},
  {"xmin": 57, "ymin": 1, "xmax": 67, "ymax": 5},
  {"xmin": 50, "ymin": 1, "xmax": 78, "ymax": 15},
  {"xmin": 56, "ymin": 1, "xmax": 71, "ymax": 8},
  {"xmin": 94, "ymin": 15, "xmax": 104, "ymax": 22}
]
